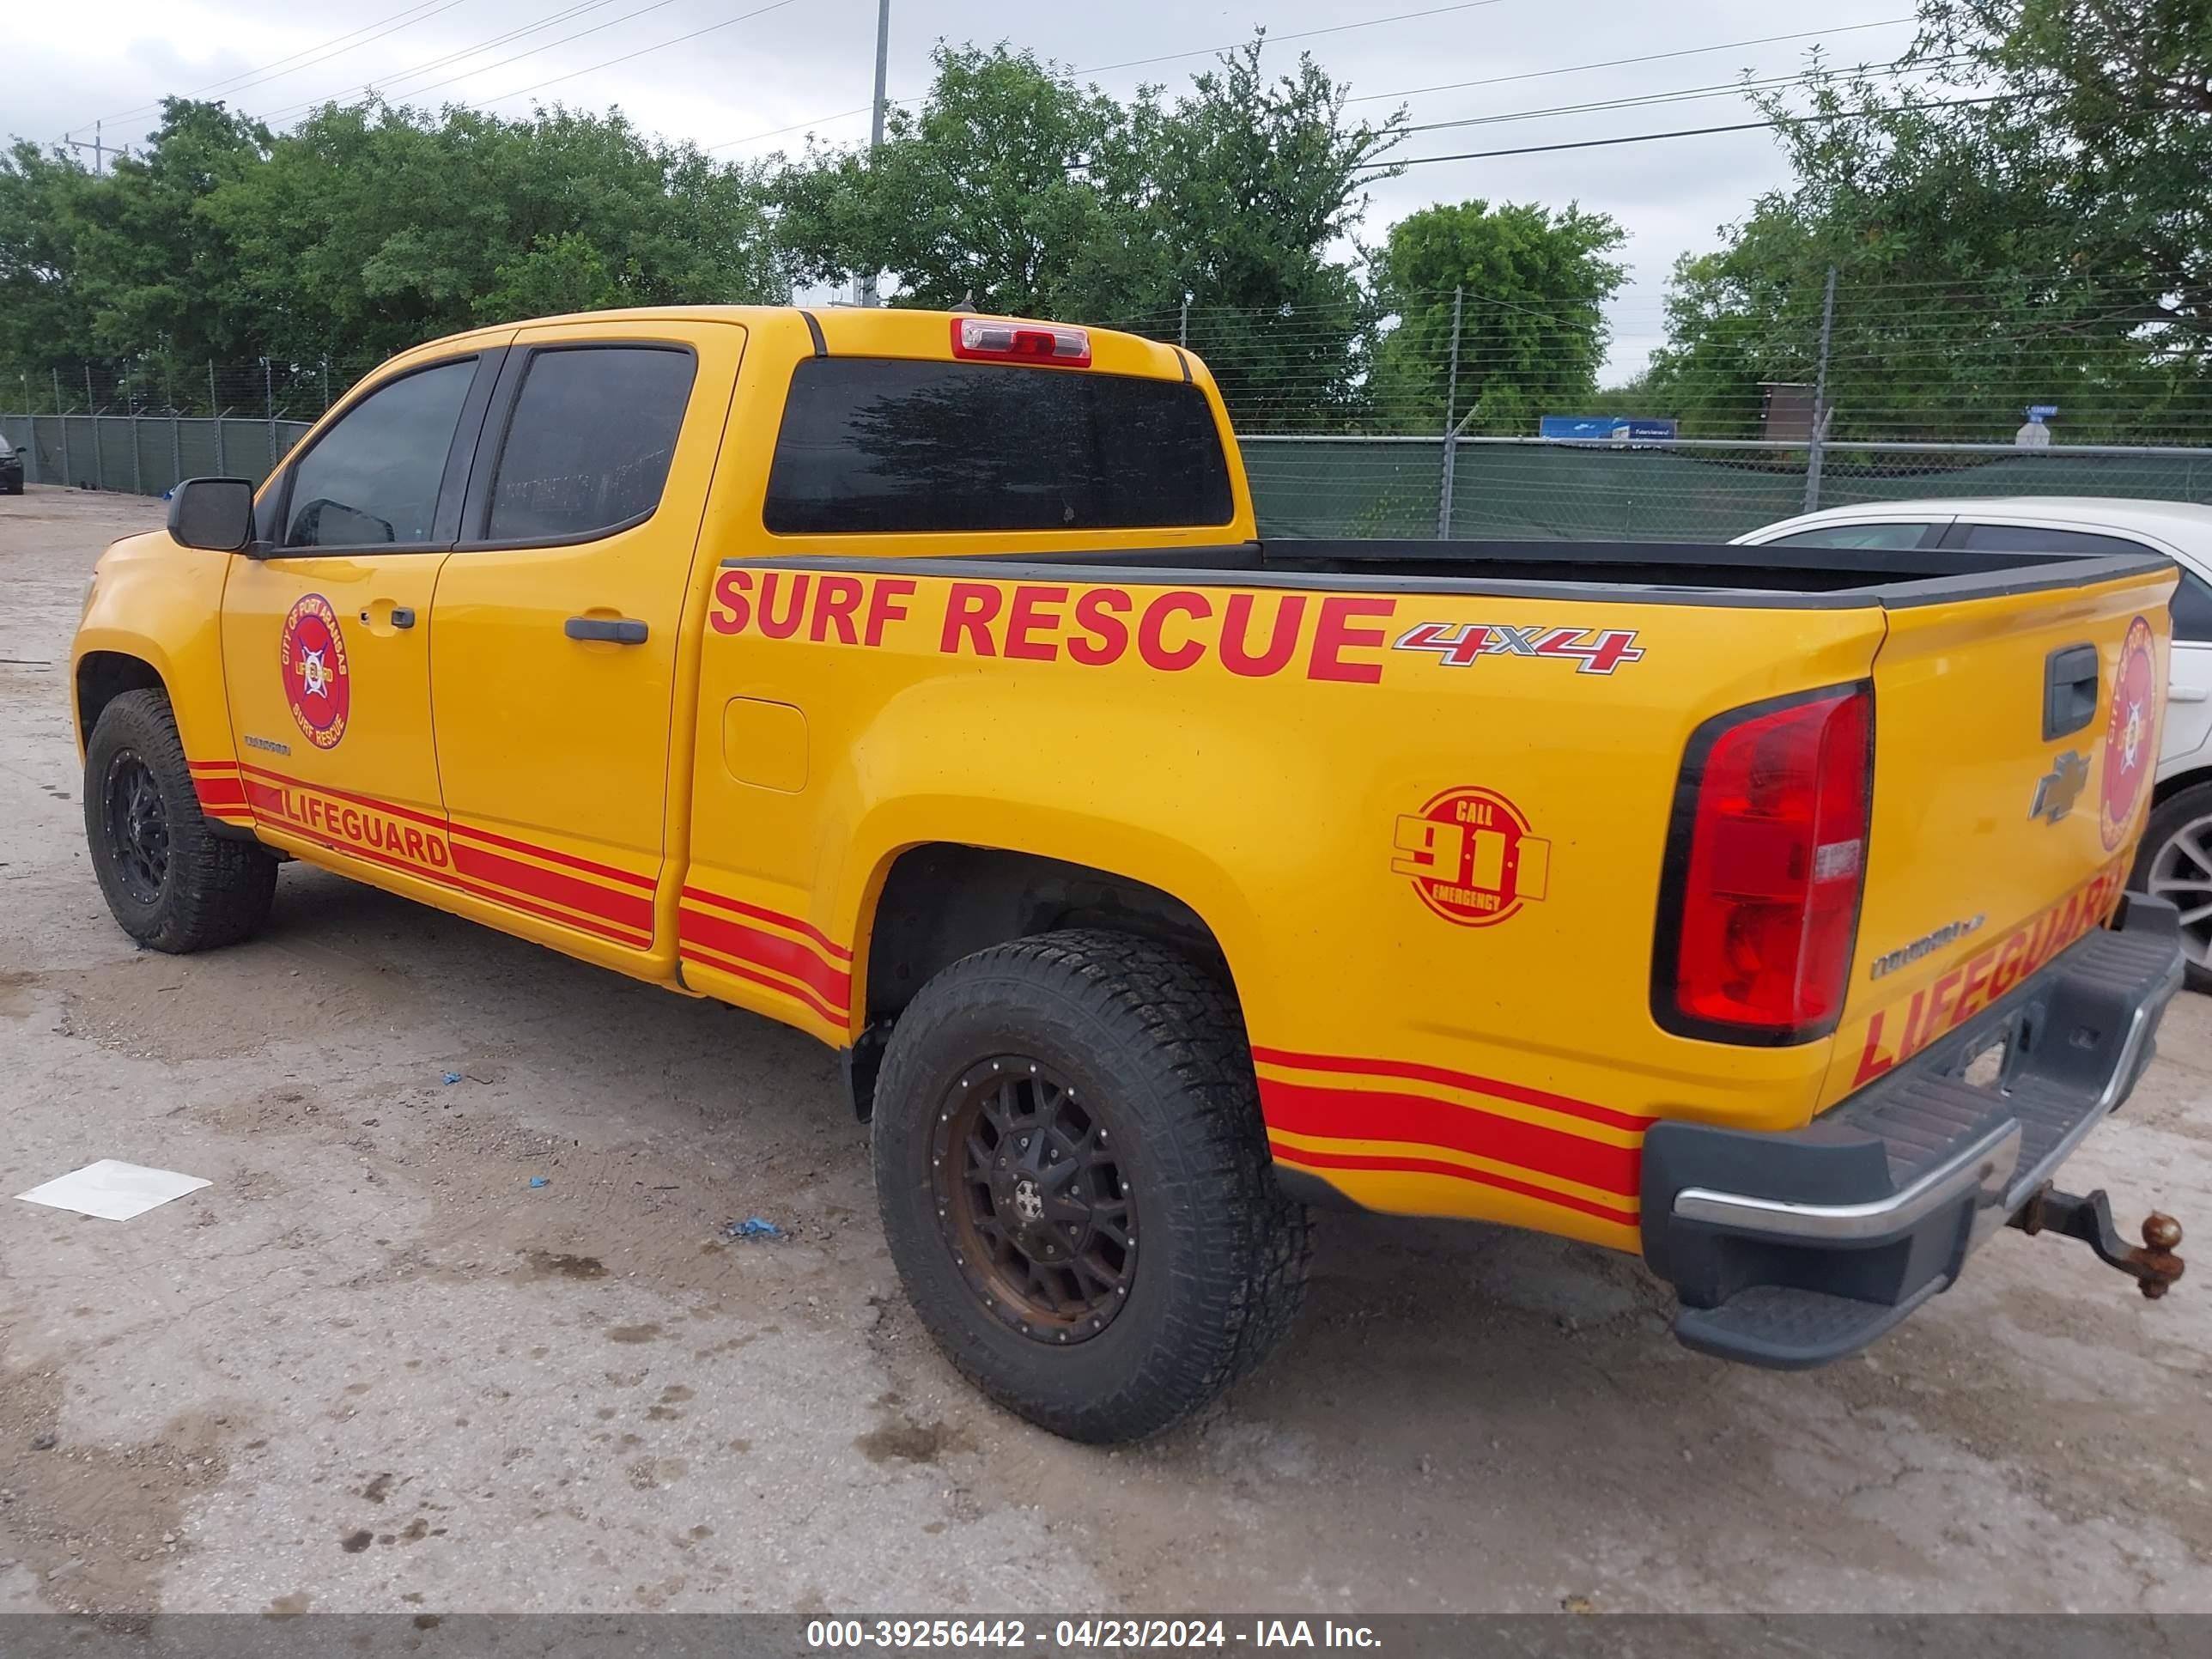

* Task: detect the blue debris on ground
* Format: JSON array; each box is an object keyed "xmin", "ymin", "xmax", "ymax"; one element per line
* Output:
[
  {"xmin": 528, "ymin": 1176, "xmax": 550, "ymax": 1189},
  {"xmin": 441, "ymin": 1072, "xmax": 463, "ymax": 1085},
  {"xmin": 724, "ymin": 1217, "xmax": 786, "ymax": 1242}
]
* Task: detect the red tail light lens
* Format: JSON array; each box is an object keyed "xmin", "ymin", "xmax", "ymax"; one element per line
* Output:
[
  {"xmin": 950, "ymin": 317, "xmax": 1091, "ymax": 367},
  {"xmin": 1656, "ymin": 684, "xmax": 1872, "ymax": 1042}
]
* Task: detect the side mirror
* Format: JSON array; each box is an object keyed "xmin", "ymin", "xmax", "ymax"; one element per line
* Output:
[{"xmin": 167, "ymin": 477, "xmax": 256, "ymax": 553}]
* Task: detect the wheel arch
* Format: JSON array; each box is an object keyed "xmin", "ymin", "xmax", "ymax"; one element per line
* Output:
[
  {"xmin": 843, "ymin": 842, "xmax": 1243, "ymax": 1120},
  {"xmin": 2153, "ymin": 765, "xmax": 2212, "ymax": 811},
  {"xmin": 75, "ymin": 649, "xmax": 169, "ymax": 757}
]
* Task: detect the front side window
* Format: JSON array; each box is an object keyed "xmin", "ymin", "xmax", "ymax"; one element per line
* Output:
[
  {"xmin": 483, "ymin": 346, "xmax": 696, "ymax": 542},
  {"xmin": 281, "ymin": 359, "xmax": 477, "ymax": 548},
  {"xmin": 763, "ymin": 358, "xmax": 1236, "ymax": 535}
]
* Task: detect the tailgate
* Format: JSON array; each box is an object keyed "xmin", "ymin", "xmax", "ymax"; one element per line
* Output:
[{"xmin": 1823, "ymin": 566, "xmax": 2176, "ymax": 1105}]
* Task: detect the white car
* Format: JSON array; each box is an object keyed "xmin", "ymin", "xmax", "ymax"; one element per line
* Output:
[{"xmin": 1735, "ymin": 497, "xmax": 2212, "ymax": 988}]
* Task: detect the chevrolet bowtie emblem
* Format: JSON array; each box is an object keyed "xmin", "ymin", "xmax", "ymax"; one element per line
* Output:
[{"xmin": 2033, "ymin": 750, "xmax": 2090, "ymax": 824}]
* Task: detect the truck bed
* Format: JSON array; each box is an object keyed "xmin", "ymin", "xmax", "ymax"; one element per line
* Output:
[{"xmin": 777, "ymin": 537, "xmax": 2168, "ymax": 607}]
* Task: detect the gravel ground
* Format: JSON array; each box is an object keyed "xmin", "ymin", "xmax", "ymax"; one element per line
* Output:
[{"xmin": 1, "ymin": 485, "xmax": 2207, "ymax": 1616}]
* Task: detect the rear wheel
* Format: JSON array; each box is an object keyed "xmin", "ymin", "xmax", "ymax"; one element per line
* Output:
[
  {"xmin": 84, "ymin": 689, "xmax": 277, "ymax": 952},
  {"xmin": 872, "ymin": 929, "xmax": 1310, "ymax": 1443}
]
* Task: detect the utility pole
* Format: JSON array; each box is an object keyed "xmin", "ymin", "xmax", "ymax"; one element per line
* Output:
[
  {"xmin": 1437, "ymin": 286, "xmax": 1464, "ymax": 540},
  {"xmin": 856, "ymin": 0, "xmax": 890, "ymax": 307},
  {"xmin": 65, "ymin": 120, "xmax": 116, "ymax": 175},
  {"xmin": 1178, "ymin": 296, "xmax": 1189, "ymax": 349},
  {"xmin": 1802, "ymin": 264, "xmax": 1838, "ymax": 514}
]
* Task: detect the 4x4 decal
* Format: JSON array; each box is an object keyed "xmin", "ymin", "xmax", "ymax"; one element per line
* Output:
[{"xmin": 1393, "ymin": 622, "xmax": 1644, "ymax": 674}]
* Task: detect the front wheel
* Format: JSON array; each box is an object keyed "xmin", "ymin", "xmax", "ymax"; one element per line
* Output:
[
  {"xmin": 83, "ymin": 689, "xmax": 277, "ymax": 952},
  {"xmin": 872, "ymin": 929, "xmax": 1310, "ymax": 1443}
]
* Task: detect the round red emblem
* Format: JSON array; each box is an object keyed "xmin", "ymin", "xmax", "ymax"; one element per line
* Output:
[
  {"xmin": 2099, "ymin": 614, "xmax": 2156, "ymax": 851},
  {"xmin": 280, "ymin": 592, "xmax": 351, "ymax": 751},
  {"xmin": 1395, "ymin": 786, "xmax": 1552, "ymax": 927}
]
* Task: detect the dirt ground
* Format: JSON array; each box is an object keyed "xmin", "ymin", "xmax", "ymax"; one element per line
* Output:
[{"xmin": 1, "ymin": 484, "xmax": 2208, "ymax": 1618}]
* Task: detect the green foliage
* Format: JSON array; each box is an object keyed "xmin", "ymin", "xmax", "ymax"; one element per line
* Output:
[
  {"xmin": 1, "ymin": 97, "xmax": 786, "ymax": 398},
  {"xmin": 775, "ymin": 34, "xmax": 1405, "ymax": 429},
  {"xmin": 1370, "ymin": 199, "xmax": 1626, "ymax": 434},
  {"xmin": 1643, "ymin": 2, "xmax": 2212, "ymax": 440}
]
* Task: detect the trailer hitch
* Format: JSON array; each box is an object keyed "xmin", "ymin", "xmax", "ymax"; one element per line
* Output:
[{"xmin": 2008, "ymin": 1184, "xmax": 2185, "ymax": 1299}]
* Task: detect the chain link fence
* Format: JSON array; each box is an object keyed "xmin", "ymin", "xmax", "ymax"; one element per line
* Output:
[
  {"xmin": 1243, "ymin": 436, "xmax": 2212, "ymax": 541},
  {"xmin": 8, "ymin": 268, "xmax": 2212, "ymax": 539}
]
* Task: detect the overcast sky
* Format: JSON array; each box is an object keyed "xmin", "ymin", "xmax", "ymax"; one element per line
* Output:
[{"xmin": 9, "ymin": 0, "xmax": 1921, "ymax": 381}]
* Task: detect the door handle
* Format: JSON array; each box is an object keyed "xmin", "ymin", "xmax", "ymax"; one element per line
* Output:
[
  {"xmin": 2044, "ymin": 642, "xmax": 2099, "ymax": 739},
  {"xmin": 392, "ymin": 606, "xmax": 416, "ymax": 629},
  {"xmin": 2171, "ymin": 683, "xmax": 2210, "ymax": 704},
  {"xmin": 565, "ymin": 616, "xmax": 648, "ymax": 645}
]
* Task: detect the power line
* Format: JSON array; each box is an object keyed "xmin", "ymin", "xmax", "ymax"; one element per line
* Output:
[
  {"xmin": 472, "ymin": 0, "xmax": 807, "ymax": 109},
  {"xmin": 1075, "ymin": 0, "xmax": 1515, "ymax": 80},
  {"xmin": 1358, "ymin": 94, "xmax": 2011, "ymax": 172},
  {"xmin": 252, "ymin": 0, "xmax": 638, "ymax": 123},
  {"xmin": 707, "ymin": 0, "xmax": 1522, "ymax": 153},
  {"xmin": 88, "ymin": 1, "xmax": 459, "ymax": 126},
  {"xmin": 1344, "ymin": 20, "xmax": 1917, "ymax": 107},
  {"xmin": 1398, "ymin": 58, "xmax": 1967, "ymax": 137}
]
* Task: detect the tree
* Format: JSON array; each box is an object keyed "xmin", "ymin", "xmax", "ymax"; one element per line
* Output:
[
  {"xmin": 775, "ymin": 45, "xmax": 1163, "ymax": 320},
  {"xmin": 1639, "ymin": 3, "xmax": 2212, "ymax": 440},
  {"xmin": 1369, "ymin": 199, "xmax": 1626, "ymax": 434},
  {"xmin": 774, "ymin": 33, "xmax": 1403, "ymax": 428}
]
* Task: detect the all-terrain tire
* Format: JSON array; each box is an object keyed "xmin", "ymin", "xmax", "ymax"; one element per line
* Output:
[
  {"xmin": 872, "ymin": 928, "xmax": 1311, "ymax": 1443},
  {"xmin": 83, "ymin": 689, "xmax": 277, "ymax": 952}
]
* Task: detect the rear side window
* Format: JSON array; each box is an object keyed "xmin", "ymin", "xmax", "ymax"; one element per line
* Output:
[
  {"xmin": 484, "ymin": 346, "xmax": 696, "ymax": 542},
  {"xmin": 1954, "ymin": 523, "xmax": 2157, "ymax": 557},
  {"xmin": 763, "ymin": 358, "xmax": 1235, "ymax": 535},
  {"xmin": 1767, "ymin": 522, "xmax": 1935, "ymax": 550},
  {"xmin": 282, "ymin": 359, "xmax": 477, "ymax": 549},
  {"xmin": 2172, "ymin": 570, "xmax": 2212, "ymax": 643}
]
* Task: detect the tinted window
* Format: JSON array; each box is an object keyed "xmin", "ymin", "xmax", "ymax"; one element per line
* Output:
[
  {"xmin": 282, "ymin": 360, "xmax": 476, "ymax": 548},
  {"xmin": 1768, "ymin": 522, "xmax": 1934, "ymax": 550},
  {"xmin": 2172, "ymin": 569, "xmax": 2212, "ymax": 643},
  {"xmin": 764, "ymin": 358, "xmax": 1235, "ymax": 534},
  {"xmin": 1954, "ymin": 523, "xmax": 2157, "ymax": 557},
  {"xmin": 485, "ymin": 347, "xmax": 696, "ymax": 541}
]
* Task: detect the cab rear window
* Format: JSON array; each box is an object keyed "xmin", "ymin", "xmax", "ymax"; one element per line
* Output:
[{"xmin": 763, "ymin": 357, "xmax": 1234, "ymax": 535}]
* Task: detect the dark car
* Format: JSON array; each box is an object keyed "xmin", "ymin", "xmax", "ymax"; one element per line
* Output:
[{"xmin": 0, "ymin": 432, "xmax": 24, "ymax": 494}]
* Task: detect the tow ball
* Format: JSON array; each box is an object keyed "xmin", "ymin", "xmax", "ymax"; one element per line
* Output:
[{"xmin": 2008, "ymin": 1184, "xmax": 2185, "ymax": 1299}]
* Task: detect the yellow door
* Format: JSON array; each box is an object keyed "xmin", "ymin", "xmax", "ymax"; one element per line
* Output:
[
  {"xmin": 220, "ymin": 353, "xmax": 494, "ymax": 882},
  {"xmin": 426, "ymin": 320, "xmax": 746, "ymax": 955}
]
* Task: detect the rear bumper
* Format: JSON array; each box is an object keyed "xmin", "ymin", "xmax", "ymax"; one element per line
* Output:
[{"xmin": 1641, "ymin": 893, "xmax": 2185, "ymax": 1368}]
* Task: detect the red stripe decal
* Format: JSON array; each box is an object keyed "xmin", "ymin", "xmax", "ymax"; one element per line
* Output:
[
  {"xmin": 237, "ymin": 762, "xmax": 446, "ymax": 830},
  {"xmin": 452, "ymin": 840, "xmax": 653, "ymax": 934},
  {"xmin": 449, "ymin": 820, "xmax": 658, "ymax": 892},
  {"xmin": 188, "ymin": 759, "xmax": 241, "ymax": 775},
  {"xmin": 679, "ymin": 886, "xmax": 853, "ymax": 963},
  {"xmin": 681, "ymin": 945, "xmax": 848, "ymax": 1026},
  {"xmin": 1258, "ymin": 1077, "xmax": 1641, "ymax": 1198},
  {"xmin": 1269, "ymin": 1142, "xmax": 1639, "ymax": 1230},
  {"xmin": 246, "ymin": 777, "xmax": 648, "ymax": 948},
  {"xmin": 1250, "ymin": 1044, "xmax": 1652, "ymax": 1133},
  {"xmin": 680, "ymin": 906, "xmax": 851, "ymax": 1012}
]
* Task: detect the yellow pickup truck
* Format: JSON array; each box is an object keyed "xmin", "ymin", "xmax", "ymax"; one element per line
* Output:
[{"xmin": 72, "ymin": 307, "xmax": 2187, "ymax": 1441}]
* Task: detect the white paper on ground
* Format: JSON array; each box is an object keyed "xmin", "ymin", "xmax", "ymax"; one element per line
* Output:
[{"xmin": 16, "ymin": 1159, "xmax": 211, "ymax": 1221}]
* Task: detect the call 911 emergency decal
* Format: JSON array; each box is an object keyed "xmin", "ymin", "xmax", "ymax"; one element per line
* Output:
[
  {"xmin": 2099, "ymin": 614, "xmax": 2156, "ymax": 851},
  {"xmin": 280, "ymin": 592, "xmax": 351, "ymax": 750},
  {"xmin": 1391, "ymin": 787, "xmax": 1550, "ymax": 927}
]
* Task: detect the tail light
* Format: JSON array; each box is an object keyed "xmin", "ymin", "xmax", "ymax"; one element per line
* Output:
[
  {"xmin": 950, "ymin": 317, "xmax": 1091, "ymax": 368},
  {"xmin": 1653, "ymin": 684, "xmax": 1873, "ymax": 1043}
]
